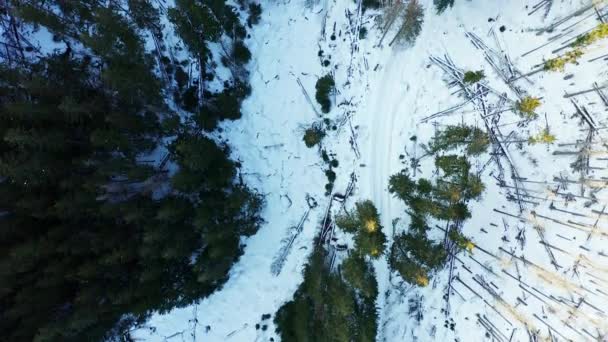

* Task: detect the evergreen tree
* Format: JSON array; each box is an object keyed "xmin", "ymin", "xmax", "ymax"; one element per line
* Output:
[
  {"xmin": 388, "ymin": 130, "xmax": 487, "ymax": 287},
  {"xmin": 315, "ymin": 74, "xmax": 335, "ymax": 113}
]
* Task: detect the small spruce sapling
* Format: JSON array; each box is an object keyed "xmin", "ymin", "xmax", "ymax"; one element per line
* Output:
[
  {"xmin": 528, "ymin": 128, "xmax": 556, "ymax": 144},
  {"xmin": 315, "ymin": 74, "xmax": 335, "ymax": 113},
  {"xmin": 544, "ymin": 49, "xmax": 583, "ymax": 72},
  {"xmin": 303, "ymin": 126, "xmax": 325, "ymax": 148},
  {"xmin": 516, "ymin": 96, "xmax": 541, "ymax": 119},
  {"xmin": 463, "ymin": 70, "xmax": 485, "ymax": 84},
  {"xmin": 359, "ymin": 26, "xmax": 368, "ymax": 40}
]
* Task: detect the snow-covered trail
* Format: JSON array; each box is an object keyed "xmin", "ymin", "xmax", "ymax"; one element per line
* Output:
[
  {"xmin": 360, "ymin": 33, "xmax": 431, "ymax": 341},
  {"xmin": 367, "ymin": 53, "xmax": 399, "ymax": 218},
  {"xmin": 363, "ymin": 52, "xmax": 403, "ymax": 340}
]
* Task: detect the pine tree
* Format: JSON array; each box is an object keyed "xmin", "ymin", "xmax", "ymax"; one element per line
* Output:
[
  {"xmin": 315, "ymin": 74, "xmax": 335, "ymax": 113},
  {"xmin": 388, "ymin": 127, "xmax": 487, "ymax": 286}
]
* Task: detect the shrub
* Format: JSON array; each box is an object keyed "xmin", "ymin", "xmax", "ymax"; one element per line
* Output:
[
  {"xmin": 325, "ymin": 169, "xmax": 336, "ymax": 182},
  {"xmin": 321, "ymin": 150, "xmax": 330, "ymax": 162},
  {"xmin": 315, "ymin": 74, "xmax": 335, "ymax": 113},
  {"xmin": 463, "ymin": 70, "xmax": 485, "ymax": 84},
  {"xmin": 359, "ymin": 27, "xmax": 368, "ymax": 40},
  {"xmin": 516, "ymin": 96, "xmax": 541, "ymax": 118},
  {"xmin": 303, "ymin": 126, "xmax": 325, "ymax": 148},
  {"xmin": 544, "ymin": 49, "xmax": 583, "ymax": 72},
  {"xmin": 529, "ymin": 128, "xmax": 556, "ymax": 144},
  {"xmin": 572, "ymin": 23, "xmax": 608, "ymax": 47}
]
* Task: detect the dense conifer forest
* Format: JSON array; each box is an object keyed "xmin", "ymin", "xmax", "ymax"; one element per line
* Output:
[{"xmin": 0, "ymin": 1, "xmax": 262, "ymax": 340}]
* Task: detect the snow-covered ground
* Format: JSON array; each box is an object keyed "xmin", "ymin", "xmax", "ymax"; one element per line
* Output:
[{"xmin": 133, "ymin": 0, "xmax": 608, "ymax": 341}]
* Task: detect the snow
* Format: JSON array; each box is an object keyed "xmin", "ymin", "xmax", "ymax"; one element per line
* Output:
[
  {"xmin": 133, "ymin": 0, "xmax": 608, "ymax": 341},
  {"xmin": 132, "ymin": 2, "xmax": 329, "ymax": 341}
]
